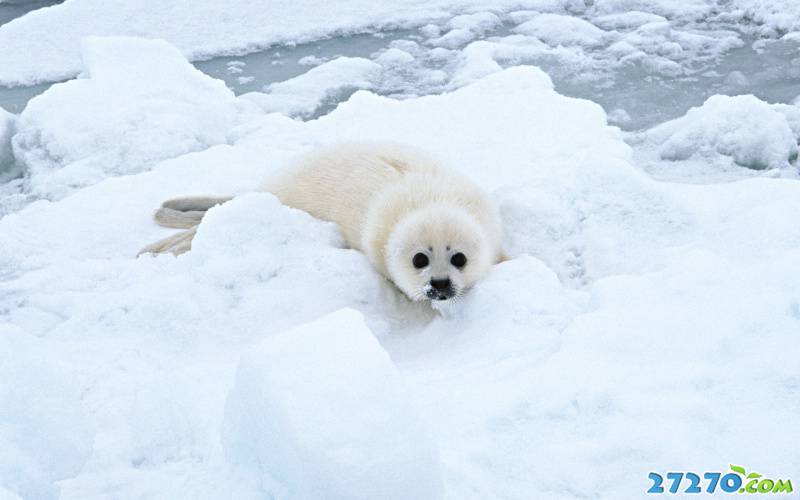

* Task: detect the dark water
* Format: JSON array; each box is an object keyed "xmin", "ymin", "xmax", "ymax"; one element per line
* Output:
[{"xmin": 0, "ymin": 0, "xmax": 61, "ymax": 26}]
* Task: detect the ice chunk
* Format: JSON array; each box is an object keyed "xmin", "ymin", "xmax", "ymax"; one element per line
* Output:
[
  {"xmin": 729, "ymin": 0, "xmax": 800, "ymax": 35},
  {"xmin": 513, "ymin": 13, "xmax": 606, "ymax": 47},
  {"xmin": 241, "ymin": 57, "xmax": 381, "ymax": 118},
  {"xmin": 0, "ymin": 327, "xmax": 93, "ymax": 500},
  {"xmin": 591, "ymin": 0, "xmax": 711, "ymax": 20},
  {"xmin": 428, "ymin": 12, "xmax": 502, "ymax": 48},
  {"xmin": 447, "ymin": 12, "xmax": 502, "ymax": 32},
  {"xmin": 448, "ymin": 41, "xmax": 505, "ymax": 87},
  {"xmin": 12, "ymin": 36, "xmax": 245, "ymax": 200},
  {"xmin": 297, "ymin": 55, "xmax": 326, "ymax": 66},
  {"xmin": 375, "ymin": 48, "xmax": 415, "ymax": 65},
  {"xmin": 641, "ymin": 94, "xmax": 798, "ymax": 170},
  {"xmin": 607, "ymin": 107, "xmax": 631, "ymax": 124},
  {"xmin": 592, "ymin": 11, "xmax": 668, "ymax": 30},
  {"xmin": 222, "ymin": 308, "xmax": 442, "ymax": 500}
]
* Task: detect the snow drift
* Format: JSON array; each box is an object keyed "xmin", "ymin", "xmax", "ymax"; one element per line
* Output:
[{"xmin": 639, "ymin": 94, "xmax": 799, "ymax": 170}]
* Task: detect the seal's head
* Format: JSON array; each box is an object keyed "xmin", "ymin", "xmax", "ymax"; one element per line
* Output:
[{"xmin": 386, "ymin": 205, "xmax": 494, "ymax": 302}]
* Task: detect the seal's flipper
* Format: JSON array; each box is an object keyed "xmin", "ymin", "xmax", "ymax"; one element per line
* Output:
[
  {"xmin": 137, "ymin": 227, "xmax": 198, "ymax": 257},
  {"xmin": 154, "ymin": 207, "xmax": 207, "ymax": 229},
  {"xmin": 161, "ymin": 196, "xmax": 233, "ymax": 213},
  {"xmin": 153, "ymin": 196, "xmax": 233, "ymax": 228}
]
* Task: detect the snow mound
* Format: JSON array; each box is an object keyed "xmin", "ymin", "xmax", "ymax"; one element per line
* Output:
[
  {"xmin": 0, "ymin": 327, "xmax": 93, "ymax": 500},
  {"xmin": 640, "ymin": 94, "xmax": 798, "ymax": 170},
  {"xmin": 592, "ymin": 11, "xmax": 667, "ymax": 30},
  {"xmin": 325, "ymin": 65, "xmax": 629, "ymax": 185},
  {"xmin": 188, "ymin": 193, "xmax": 385, "ymax": 318},
  {"xmin": 242, "ymin": 57, "xmax": 381, "ymax": 118},
  {"xmin": 433, "ymin": 256, "xmax": 585, "ymax": 340},
  {"xmin": 590, "ymin": 0, "xmax": 711, "ymax": 20},
  {"xmin": 11, "ymin": 36, "xmax": 246, "ymax": 200},
  {"xmin": 512, "ymin": 13, "xmax": 606, "ymax": 47},
  {"xmin": 428, "ymin": 12, "xmax": 502, "ymax": 48},
  {"xmin": 223, "ymin": 308, "xmax": 442, "ymax": 500}
]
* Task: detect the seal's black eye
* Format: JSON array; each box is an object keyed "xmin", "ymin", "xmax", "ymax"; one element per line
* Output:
[
  {"xmin": 450, "ymin": 252, "xmax": 467, "ymax": 268},
  {"xmin": 412, "ymin": 253, "xmax": 429, "ymax": 269}
]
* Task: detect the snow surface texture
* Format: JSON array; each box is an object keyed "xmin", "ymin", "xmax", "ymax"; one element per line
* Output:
[{"xmin": 1, "ymin": 35, "xmax": 798, "ymax": 498}]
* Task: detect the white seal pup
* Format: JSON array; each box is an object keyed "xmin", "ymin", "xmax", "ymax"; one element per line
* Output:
[{"xmin": 140, "ymin": 144, "xmax": 504, "ymax": 302}]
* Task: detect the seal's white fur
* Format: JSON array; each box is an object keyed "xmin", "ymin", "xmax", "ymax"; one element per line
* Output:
[{"xmin": 140, "ymin": 144, "xmax": 503, "ymax": 301}]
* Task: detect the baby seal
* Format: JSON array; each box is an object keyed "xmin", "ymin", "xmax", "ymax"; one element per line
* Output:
[{"xmin": 140, "ymin": 144, "xmax": 503, "ymax": 302}]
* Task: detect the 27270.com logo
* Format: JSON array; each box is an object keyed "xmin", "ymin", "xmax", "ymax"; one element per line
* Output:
[{"xmin": 647, "ymin": 465, "xmax": 793, "ymax": 495}]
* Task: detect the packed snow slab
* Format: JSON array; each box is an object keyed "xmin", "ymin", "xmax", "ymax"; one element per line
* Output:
[
  {"xmin": 223, "ymin": 308, "xmax": 442, "ymax": 500},
  {"xmin": 11, "ymin": 36, "xmax": 249, "ymax": 200}
]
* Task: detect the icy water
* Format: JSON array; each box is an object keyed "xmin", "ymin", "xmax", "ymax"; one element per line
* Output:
[
  {"xmin": 1, "ymin": 0, "xmax": 799, "ymax": 130},
  {"xmin": 548, "ymin": 38, "xmax": 800, "ymax": 129},
  {"xmin": 194, "ymin": 31, "xmax": 411, "ymax": 98},
  {"xmin": 1, "ymin": 2, "xmax": 800, "ymax": 132},
  {"xmin": 2, "ymin": 27, "xmax": 800, "ymax": 132},
  {"xmin": 0, "ymin": 0, "xmax": 61, "ymax": 26}
]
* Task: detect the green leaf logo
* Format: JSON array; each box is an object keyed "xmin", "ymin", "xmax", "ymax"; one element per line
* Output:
[
  {"xmin": 747, "ymin": 472, "xmax": 762, "ymax": 479},
  {"xmin": 730, "ymin": 464, "xmax": 746, "ymax": 476}
]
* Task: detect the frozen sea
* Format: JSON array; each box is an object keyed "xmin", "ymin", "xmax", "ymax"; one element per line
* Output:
[{"xmin": 0, "ymin": 1, "xmax": 799, "ymax": 500}]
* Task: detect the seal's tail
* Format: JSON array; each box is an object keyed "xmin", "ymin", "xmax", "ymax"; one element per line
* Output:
[{"xmin": 138, "ymin": 196, "xmax": 232, "ymax": 256}]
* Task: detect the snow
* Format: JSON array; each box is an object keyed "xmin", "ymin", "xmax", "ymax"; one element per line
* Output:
[
  {"xmin": 241, "ymin": 57, "xmax": 381, "ymax": 118},
  {"xmin": 1, "ymin": 23, "xmax": 800, "ymax": 500},
  {"xmin": 11, "ymin": 36, "xmax": 249, "ymax": 201},
  {"xmin": 223, "ymin": 308, "xmax": 442, "ymax": 500},
  {"xmin": 635, "ymin": 94, "xmax": 799, "ymax": 171}
]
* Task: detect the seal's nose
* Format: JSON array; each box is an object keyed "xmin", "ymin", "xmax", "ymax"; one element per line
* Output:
[{"xmin": 430, "ymin": 278, "xmax": 451, "ymax": 291}]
